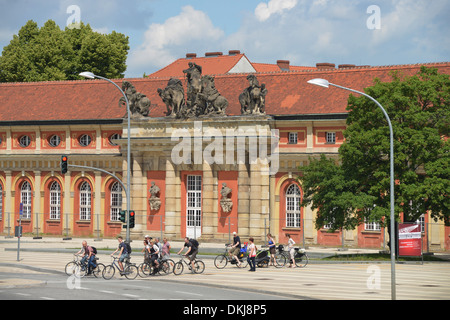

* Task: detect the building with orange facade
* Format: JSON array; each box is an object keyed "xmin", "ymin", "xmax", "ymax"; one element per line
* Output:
[{"xmin": 1, "ymin": 51, "xmax": 449, "ymax": 251}]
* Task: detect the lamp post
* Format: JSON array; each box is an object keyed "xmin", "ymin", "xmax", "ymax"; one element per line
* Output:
[
  {"xmin": 79, "ymin": 72, "xmax": 131, "ymax": 243},
  {"xmin": 307, "ymin": 78, "xmax": 396, "ymax": 300}
]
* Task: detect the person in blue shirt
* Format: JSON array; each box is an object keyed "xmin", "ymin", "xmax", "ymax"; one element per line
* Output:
[{"xmin": 111, "ymin": 236, "xmax": 128, "ymax": 274}]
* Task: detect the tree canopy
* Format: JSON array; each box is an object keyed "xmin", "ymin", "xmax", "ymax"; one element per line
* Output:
[
  {"xmin": 301, "ymin": 66, "xmax": 450, "ymax": 232},
  {"xmin": 0, "ymin": 20, "xmax": 129, "ymax": 82}
]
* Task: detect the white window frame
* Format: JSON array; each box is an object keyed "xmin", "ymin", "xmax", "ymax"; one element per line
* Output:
[
  {"xmin": 21, "ymin": 181, "xmax": 32, "ymax": 219},
  {"xmin": 19, "ymin": 135, "xmax": 31, "ymax": 148},
  {"xmin": 49, "ymin": 181, "xmax": 61, "ymax": 220},
  {"xmin": 186, "ymin": 175, "xmax": 202, "ymax": 237},
  {"xmin": 364, "ymin": 219, "xmax": 381, "ymax": 231},
  {"xmin": 78, "ymin": 134, "xmax": 92, "ymax": 147},
  {"xmin": 288, "ymin": 132, "xmax": 298, "ymax": 144},
  {"xmin": 79, "ymin": 181, "xmax": 91, "ymax": 220},
  {"xmin": 286, "ymin": 184, "xmax": 301, "ymax": 228},
  {"xmin": 49, "ymin": 134, "xmax": 61, "ymax": 147},
  {"xmin": 110, "ymin": 182, "xmax": 122, "ymax": 221},
  {"xmin": 326, "ymin": 132, "xmax": 336, "ymax": 144}
]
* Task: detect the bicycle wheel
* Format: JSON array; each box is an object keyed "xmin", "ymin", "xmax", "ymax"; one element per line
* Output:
[
  {"xmin": 138, "ymin": 262, "xmax": 151, "ymax": 277},
  {"xmin": 102, "ymin": 265, "xmax": 115, "ymax": 280},
  {"xmin": 173, "ymin": 262, "xmax": 184, "ymax": 275},
  {"xmin": 65, "ymin": 261, "xmax": 80, "ymax": 276},
  {"xmin": 158, "ymin": 261, "xmax": 171, "ymax": 275},
  {"xmin": 275, "ymin": 252, "xmax": 286, "ymax": 268},
  {"xmin": 238, "ymin": 256, "xmax": 249, "ymax": 268},
  {"xmin": 193, "ymin": 260, "xmax": 205, "ymax": 274},
  {"xmin": 294, "ymin": 252, "xmax": 308, "ymax": 268},
  {"xmin": 214, "ymin": 254, "xmax": 228, "ymax": 269},
  {"xmin": 163, "ymin": 258, "xmax": 175, "ymax": 273},
  {"xmin": 93, "ymin": 263, "xmax": 105, "ymax": 278},
  {"xmin": 124, "ymin": 264, "xmax": 138, "ymax": 280}
]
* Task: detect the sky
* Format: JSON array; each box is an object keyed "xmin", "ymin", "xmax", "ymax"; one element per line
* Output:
[{"xmin": 0, "ymin": 0, "xmax": 449, "ymax": 78}]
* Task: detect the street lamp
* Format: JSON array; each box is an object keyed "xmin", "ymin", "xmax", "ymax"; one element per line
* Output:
[
  {"xmin": 79, "ymin": 72, "xmax": 132, "ymax": 243},
  {"xmin": 307, "ymin": 78, "xmax": 396, "ymax": 300}
]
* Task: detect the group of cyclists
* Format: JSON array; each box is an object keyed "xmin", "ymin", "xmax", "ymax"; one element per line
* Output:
[
  {"xmin": 74, "ymin": 231, "xmax": 299, "ymax": 276},
  {"xmin": 227, "ymin": 232, "xmax": 298, "ymax": 269},
  {"xmin": 75, "ymin": 235, "xmax": 199, "ymax": 276}
]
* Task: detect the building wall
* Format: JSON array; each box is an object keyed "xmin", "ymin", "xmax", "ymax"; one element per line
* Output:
[{"xmin": 0, "ymin": 117, "xmax": 448, "ymax": 251}]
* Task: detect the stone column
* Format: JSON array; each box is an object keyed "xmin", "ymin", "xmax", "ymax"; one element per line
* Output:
[
  {"xmin": 237, "ymin": 163, "xmax": 250, "ymax": 238},
  {"xmin": 94, "ymin": 171, "xmax": 102, "ymax": 239},
  {"xmin": 33, "ymin": 171, "xmax": 42, "ymax": 237},
  {"xmin": 130, "ymin": 152, "xmax": 146, "ymax": 238},
  {"xmin": 201, "ymin": 160, "xmax": 215, "ymax": 239},
  {"xmin": 63, "ymin": 171, "xmax": 72, "ymax": 237},
  {"xmin": 164, "ymin": 158, "xmax": 179, "ymax": 239},
  {"xmin": 4, "ymin": 170, "xmax": 12, "ymax": 235}
]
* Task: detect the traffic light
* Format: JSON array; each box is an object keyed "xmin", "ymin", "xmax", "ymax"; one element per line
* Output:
[
  {"xmin": 119, "ymin": 210, "xmax": 126, "ymax": 223},
  {"xmin": 61, "ymin": 155, "xmax": 68, "ymax": 174},
  {"xmin": 129, "ymin": 211, "xmax": 135, "ymax": 228}
]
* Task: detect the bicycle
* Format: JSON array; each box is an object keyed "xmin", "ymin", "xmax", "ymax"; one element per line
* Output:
[
  {"xmin": 102, "ymin": 256, "xmax": 138, "ymax": 280},
  {"xmin": 293, "ymin": 248, "xmax": 308, "ymax": 268},
  {"xmin": 173, "ymin": 254, "xmax": 205, "ymax": 275},
  {"xmin": 138, "ymin": 255, "xmax": 171, "ymax": 277},
  {"xmin": 214, "ymin": 244, "xmax": 248, "ymax": 269},
  {"xmin": 65, "ymin": 254, "xmax": 105, "ymax": 278},
  {"xmin": 277, "ymin": 245, "xmax": 308, "ymax": 268},
  {"xmin": 255, "ymin": 245, "xmax": 285, "ymax": 268}
]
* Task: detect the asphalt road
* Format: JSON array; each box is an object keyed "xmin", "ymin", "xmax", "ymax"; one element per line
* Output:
[{"xmin": 0, "ymin": 270, "xmax": 286, "ymax": 301}]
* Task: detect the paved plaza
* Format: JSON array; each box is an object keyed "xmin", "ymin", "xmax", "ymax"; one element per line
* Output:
[{"xmin": 1, "ymin": 237, "xmax": 449, "ymax": 300}]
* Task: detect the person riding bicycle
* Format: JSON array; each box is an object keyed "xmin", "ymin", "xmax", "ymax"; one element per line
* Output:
[
  {"xmin": 149, "ymin": 239, "xmax": 160, "ymax": 271},
  {"xmin": 75, "ymin": 240, "xmax": 96, "ymax": 275},
  {"xmin": 286, "ymin": 233, "xmax": 296, "ymax": 268},
  {"xmin": 111, "ymin": 236, "xmax": 129, "ymax": 275},
  {"xmin": 177, "ymin": 237, "xmax": 198, "ymax": 271},
  {"xmin": 228, "ymin": 231, "xmax": 242, "ymax": 267}
]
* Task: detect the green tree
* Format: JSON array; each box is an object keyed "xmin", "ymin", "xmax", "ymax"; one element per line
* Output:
[
  {"xmin": 0, "ymin": 20, "xmax": 129, "ymax": 82},
  {"xmin": 301, "ymin": 66, "xmax": 450, "ymax": 236}
]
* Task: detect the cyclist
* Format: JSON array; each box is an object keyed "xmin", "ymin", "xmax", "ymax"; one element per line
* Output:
[
  {"xmin": 75, "ymin": 240, "xmax": 96, "ymax": 275},
  {"xmin": 111, "ymin": 236, "xmax": 128, "ymax": 274},
  {"xmin": 149, "ymin": 239, "xmax": 160, "ymax": 271},
  {"xmin": 228, "ymin": 231, "xmax": 241, "ymax": 267},
  {"xmin": 177, "ymin": 237, "xmax": 198, "ymax": 271},
  {"xmin": 286, "ymin": 233, "xmax": 296, "ymax": 268},
  {"xmin": 267, "ymin": 233, "xmax": 276, "ymax": 266}
]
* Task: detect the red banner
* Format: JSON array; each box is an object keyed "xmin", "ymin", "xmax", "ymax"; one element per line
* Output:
[{"xmin": 398, "ymin": 224, "xmax": 422, "ymax": 256}]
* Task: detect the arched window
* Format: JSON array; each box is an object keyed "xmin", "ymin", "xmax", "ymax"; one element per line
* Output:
[
  {"xmin": 286, "ymin": 184, "xmax": 301, "ymax": 228},
  {"xmin": 110, "ymin": 182, "xmax": 122, "ymax": 221},
  {"xmin": 79, "ymin": 181, "xmax": 91, "ymax": 220},
  {"xmin": 21, "ymin": 181, "xmax": 32, "ymax": 219},
  {"xmin": 49, "ymin": 181, "xmax": 61, "ymax": 220}
]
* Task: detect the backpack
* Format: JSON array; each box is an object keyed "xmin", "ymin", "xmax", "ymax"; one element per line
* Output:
[
  {"xmin": 125, "ymin": 242, "xmax": 132, "ymax": 254},
  {"xmin": 91, "ymin": 246, "xmax": 97, "ymax": 254},
  {"xmin": 189, "ymin": 238, "xmax": 199, "ymax": 249}
]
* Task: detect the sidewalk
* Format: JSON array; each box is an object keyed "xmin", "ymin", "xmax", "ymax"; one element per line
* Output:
[
  {"xmin": 0, "ymin": 235, "xmax": 385, "ymax": 259},
  {"xmin": 1, "ymin": 236, "xmax": 449, "ymax": 300}
]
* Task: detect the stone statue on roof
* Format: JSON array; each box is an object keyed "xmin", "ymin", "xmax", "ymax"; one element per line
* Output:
[
  {"xmin": 239, "ymin": 74, "xmax": 267, "ymax": 115},
  {"xmin": 119, "ymin": 81, "xmax": 151, "ymax": 117},
  {"xmin": 157, "ymin": 78, "xmax": 185, "ymax": 117},
  {"xmin": 158, "ymin": 62, "xmax": 228, "ymax": 118},
  {"xmin": 183, "ymin": 62, "xmax": 203, "ymax": 108}
]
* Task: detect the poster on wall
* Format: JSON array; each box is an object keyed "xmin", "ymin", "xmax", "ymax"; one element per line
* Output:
[{"xmin": 398, "ymin": 223, "xmax": 422, "ymax": 257}]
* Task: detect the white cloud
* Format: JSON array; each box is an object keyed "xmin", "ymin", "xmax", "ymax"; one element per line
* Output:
[
  {"xmin": 254, "ymin": 0, "xmax": 298, "ymax": 22},
  {"xmin": 128, "ymin": 5, "xmax": 224, "ymax": 76}
]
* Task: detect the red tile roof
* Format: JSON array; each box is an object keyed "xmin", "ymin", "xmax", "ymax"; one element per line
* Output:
[
  {"xmin": 0, "ymin": 80, "xmax": 127, "ymax": 122},
  {"xmin": 1, "ymin": 61, "xmax": 449, "ymax": 122},
  {"xmin": 149, "ymin": 53, "xmax": 251, "ymax": 78}
]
